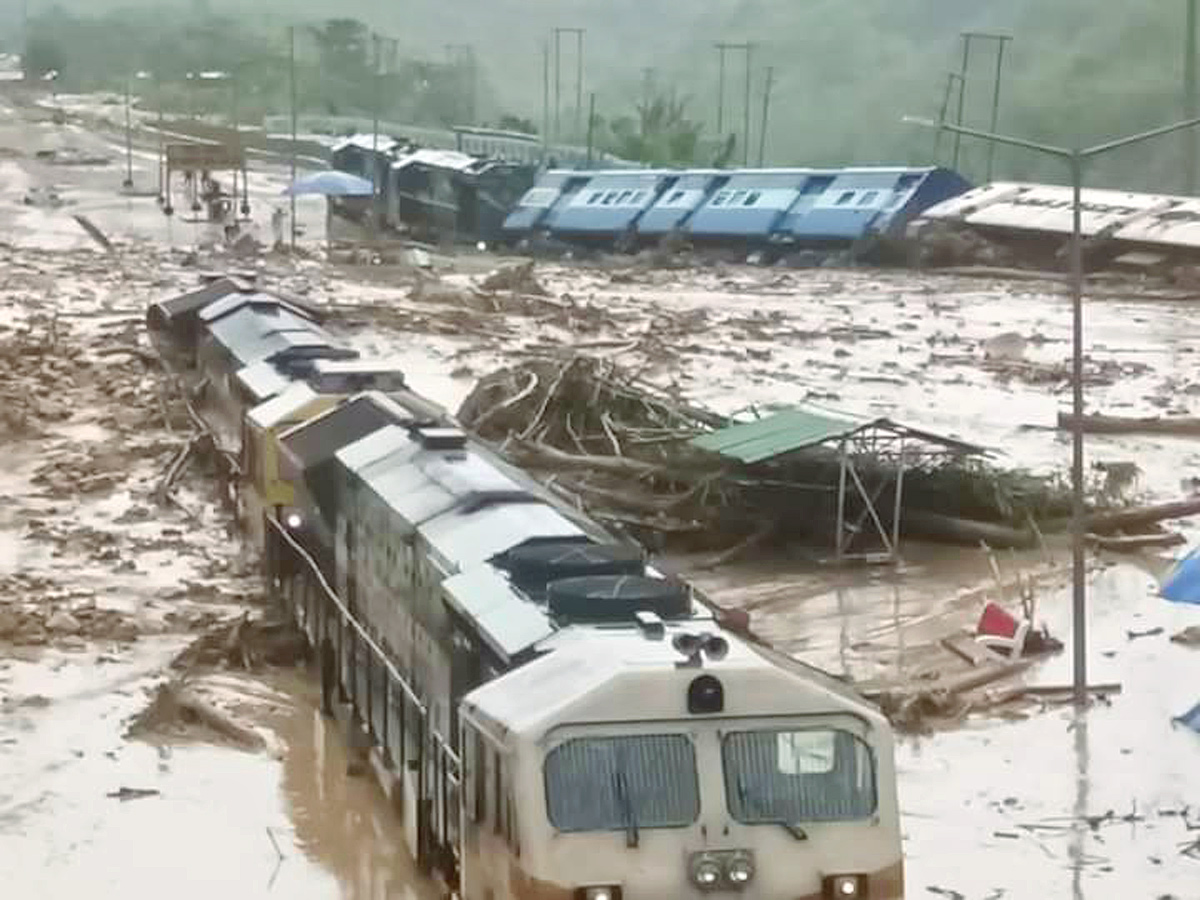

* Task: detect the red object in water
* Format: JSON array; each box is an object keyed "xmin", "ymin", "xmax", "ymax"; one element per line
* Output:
[{"xmin": 977, "ymin": 601, "xmax": 1020, "ymax": 639}]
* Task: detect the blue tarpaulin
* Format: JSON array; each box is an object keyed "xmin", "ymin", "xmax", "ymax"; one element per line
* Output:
[
  {"xmin": 1161, "ymin": 546, "xmax": 1200, "ymax": 604},
  {"xmin": 283, "ymin": 171, "xmax": 374, "ymax": 197},
  {"xmin": 1173, "ymin": 700, "xmax": 1200, "ymax": 733}
]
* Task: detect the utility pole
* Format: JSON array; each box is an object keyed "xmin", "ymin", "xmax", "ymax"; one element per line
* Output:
[
  {"xmin": 743, "ymin": 42, "xmax": 754, "ymax": 166},
  {"xmin": 715, "ymin": 42, "xmax": 753, "ymax": 162},
  {"xmin": 952, "ymin": 34, "xmax": 971, "ymax": 170},
  {"xmin": 288, "ymin": 24, "xmax": 297, "ymax": 250},
  {"xmin": 542, "ymin": 39, "xmax": 550, "ymax": 160},
  {"xmin": 984, "ymin": 35, "xmax": 1012, "ymax": 181},
  {"xmin": 553, "ymin": 27, "xmax": 584, "ymax": 142},
  {"xmin": 934, "ymin": 73, "xmax": 964, "ymax": 162},
  {"xmin": 953, "ymin": 31, "xmax": 1011, "ymax": 178},
  {"xmin": 586, "ymin": 92, "xmax": 596, "ymax": 168},
  {"xmin": 715, "ymin": 43, "xmax": 727, "ymax": 135},
  {"xmin": 123, "ymin": 74, "xmax": 134, "ymax": 189},
  {"xmin": 758, "ymin": 65, "xmax": 774, "ymax": 167},
  {"xmin": 904, "ymin": 111, "xmax": 1200, "ymax": 706},
  {"xmin": 1187, "ymin": 0, "xmax": 1198, "ymax": 193},
  {"xmin": 553, "ymin": 29, "xmax": 561, "ymax": 142}
]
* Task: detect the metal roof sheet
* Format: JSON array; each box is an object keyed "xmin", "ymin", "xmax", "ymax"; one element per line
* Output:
[
  {"xmin": 691, "ymin": 407, "xmax": 864, "ymax": 463},
  {"xmin": 233, "ymin": 360, "xmax": 291, "ymax": 403},
  {"xmin": 247, "ymin": 382, "xmax": 319, "ymax": 430},
  {"xmin": 391, "ymin": 148, "xmax": 481, "ymax": 173},
  {"xmin": 331, "ymin": 133, "xmax": 404, "ymax": 155},
  {"xmin": 441, "ymin": 567, "xmax": 555, "ymax": 662},
  {"xmin": 691, "ymin": 406, "xmax": 985, "ymax": 464}
]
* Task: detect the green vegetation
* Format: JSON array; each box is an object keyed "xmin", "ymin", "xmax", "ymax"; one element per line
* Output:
[{"xmin": 5, "ymin": 1, "xmax": 1200, "ymax": 188}]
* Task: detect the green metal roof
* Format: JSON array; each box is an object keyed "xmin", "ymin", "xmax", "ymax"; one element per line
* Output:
[
  {"xmin": 690, "ymin": 407, "xmax": 863, "ymax": 464},
  {"xmin": 690, "ymin": 406, "xmax": 985, "ymax": 465}
]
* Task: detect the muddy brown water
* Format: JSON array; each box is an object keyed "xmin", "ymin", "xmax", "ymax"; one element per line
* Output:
[{"xmin": 2, "ymin": 88, "xmax": 1199, "ymax": 897}]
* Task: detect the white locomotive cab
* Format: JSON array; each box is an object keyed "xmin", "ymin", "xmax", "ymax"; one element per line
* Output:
[{"xmin": 458, "ymin": 626, "xmax": 904, "ymax": 900}]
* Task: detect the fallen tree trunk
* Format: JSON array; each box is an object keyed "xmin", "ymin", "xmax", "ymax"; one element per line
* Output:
[
  {"xmin": 1057, "ymin": 412, "xmax": 1200, "ymax": 436},
  {"xmin": 1084, "ymin": 496, "xmax": 1200, "ymax": 535},
  {"xmin": 1086, "ymin": 531, "xmax": 1186, "ymax": 552},
  {"xmin": 902, "ymin": 510, "xmax": 1036, "ymax": 549}
]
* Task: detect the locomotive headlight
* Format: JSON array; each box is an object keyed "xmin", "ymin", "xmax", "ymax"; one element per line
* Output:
[
  {"xmin": 726, "ymin": 852, "xmax": 755, "ymax": 885},
  {"xmin": 689, "ymin": 854, "xmax": 723, "ymax": 890},
  {"xmin": 574, "ymin": 887, "xmax": 621, "ymax": 900},
  {"xmin": 285, "ymin": 511, "xmax": 303, "ymax": 530},
  {"xmin": 824, "ymin": 874, "xmax": 867, "ymax": 899}
]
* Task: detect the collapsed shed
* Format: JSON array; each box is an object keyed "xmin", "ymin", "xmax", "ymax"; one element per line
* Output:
[{"xmin": 690, "ymin": 407, "xmax": 988, "ymax": 561}]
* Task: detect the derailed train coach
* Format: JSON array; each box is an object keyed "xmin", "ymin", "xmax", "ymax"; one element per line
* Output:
[
  {"xmin": 148, "ymin": 279, "xmax": 907, "ymax": 900},
  {"xmin": 503, "ymin": 165, "xmax": 971, "ymax": 259}
]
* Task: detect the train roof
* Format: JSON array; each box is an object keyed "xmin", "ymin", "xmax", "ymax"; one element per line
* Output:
[
  {"xmin": 233, "ymin": 359, "xmax": 292, "ymax": 404},
  {"xmin": 246, "ymin": 382, "xmax": 320, "ymax": 431},
  {"xmin": 463, "ymin": 624, "xmax": 886, "ymax": 742}
]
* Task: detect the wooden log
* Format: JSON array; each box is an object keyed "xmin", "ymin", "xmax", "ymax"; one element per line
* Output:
[
  {"xmin": 1086, "ymin": 531, "xmax": 1186, "ymax": 552},
  {"xmin": 933, "ymin": 658, "xmax": 1034, "ymax": 696},
  {"xmin": 1019, "ymin": 682, "xmax": 1122, "ymax": 698},
  {"xmin": 1058, "ymin": 412, "xmax": 1200, "ymax": 436},
  {"xmin": 1085, "ymin": 496, "xmax": 1200, "ymax": 535},
  {"xmin": 902, "ymin": 510, "xmax": 1036, "ymax": 549},
  {"xmin": 511, "ymin": 440, "xmax": 665, "ymax": 477}
]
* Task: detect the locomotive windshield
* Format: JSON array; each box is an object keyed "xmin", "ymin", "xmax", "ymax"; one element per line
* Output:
[
  {"xmin": 545, "ymin": 734, "xmax": 700, "ymax": 835},
  {"xmin": 722, "ymin": 728, "xmax": 877, "ymax": 827}
]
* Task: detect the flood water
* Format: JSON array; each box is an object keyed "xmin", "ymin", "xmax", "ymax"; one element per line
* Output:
[{"xmin": 1, "ymin": 86, "xmax": 1199, "ymax": 898}]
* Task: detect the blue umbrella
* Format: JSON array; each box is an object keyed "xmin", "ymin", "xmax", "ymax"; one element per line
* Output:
[{"xmin": 283, "ymin": 170, "xmax": 375, "ymax": 197}]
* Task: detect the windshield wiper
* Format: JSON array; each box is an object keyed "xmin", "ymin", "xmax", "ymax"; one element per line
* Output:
[
  {"xmin": 737, "ymin": 776, "xmax": 808, "ymax": 842},
  {"xmin": 613, "ymin": 770, "xmax": 640, "ymax": 848}
]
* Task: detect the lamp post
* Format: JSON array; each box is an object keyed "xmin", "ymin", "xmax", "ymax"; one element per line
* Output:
[{"xmin": 903, "ymin": 113, "xmax": 1200, "ymax": 706}]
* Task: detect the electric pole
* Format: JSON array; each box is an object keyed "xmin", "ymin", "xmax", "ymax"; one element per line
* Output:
[
  {"xmin": 1187, "ymin": 0, "xmax": 1197, "ymax": 193},
  {"xmin": 288, "ymin": 24, "xmax": 297, "ymax": 250},
  {"xmin": 553, "ymin": 27, "xmax": 584, "ymax": 142},
  {"xmin": 954, "ymin": 32, "xmax": 1012, "ymax": 178},
  {"xmin": 542, "ymin": 39, "xmax": 550, "ymax": 158},
  {"xmin": 715, "ymin": 43, "xmax": 727, "ymax": 135},
  {"xmin": 758, "ymin": 65, "xmax": 774, "ymax": 166},
  {"xmin": 715, "ymin": 42, "xmax": 753, "ymax": 162}
]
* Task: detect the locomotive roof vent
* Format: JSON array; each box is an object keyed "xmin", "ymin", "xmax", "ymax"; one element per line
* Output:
[
  {"xmin": 495, "ymin": 539, "xmax": 644, "ymax": 594},
  {"xmin": 411, "ymin": 426, "xmax": 468, "ymax": 451},
  {"xmin": 546, "ymin": 574, "xmax": 689, "ymax": 622}
]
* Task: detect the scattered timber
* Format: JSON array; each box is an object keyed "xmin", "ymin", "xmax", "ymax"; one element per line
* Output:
[{"xmin": 1057, "ymin": 412, "xmax": 1200, "ymax": 437}]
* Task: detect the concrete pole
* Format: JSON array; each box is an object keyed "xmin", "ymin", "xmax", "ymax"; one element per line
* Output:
[
  {"xmin": 1187, "ymin": 0, "xmax": 1198, "ymax": 193},
  {"xmin": 716, "ymin": 44, "xmax": 726, "ymax": 135},
  {"xmin": 1069, "ymin": 151, "xmax": 1087, "ymax": 705},
  {"xmin": 758, "ymin": 65, "xmax": 774, "ymax": 166},
  {"xmin": 289, "ymin": 25, "xmax": 297, "ymax": 250},
  {"xmin": 123, "ymin": 74, "xmax": 134, "ymax": 189},
  {"xmin": 554, "ymin": 30, "xmax": 561, "ymax": 142},
  {"xmin": 952, "ymin": 34, "xmax": 971, "ymax": 170},
  {"xmin": 542, "ymin": 40, "xmax": 550, "ymax": 160},
  {"xmin": 743, "ymin": 43, "xmax": 753, "ymax": 166},
  {"xmin": 575, "ymin": 30, "xmax": 584, "ymax": 144},
  {"xmin": 985, "ymin": 38, "xmax": 1011, "ymax": 182}
]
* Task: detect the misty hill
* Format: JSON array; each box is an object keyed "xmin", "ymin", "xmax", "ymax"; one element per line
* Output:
[{"xmin": 6, "ymin": 1, "xmax": 1196, "ymax": 191}]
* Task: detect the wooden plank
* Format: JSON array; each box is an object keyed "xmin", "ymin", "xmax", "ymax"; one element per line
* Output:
[{"xmin": 941, "ymin": 634, "xmax": 1005, "ymax": 667}]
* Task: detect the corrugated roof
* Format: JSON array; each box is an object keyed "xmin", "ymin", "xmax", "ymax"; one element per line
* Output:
[
  {"xmin": 691, "ymin": 406, "xmax": 985, "ymax": 464},
  {"xmin": 441, "ymin": 567, "xmax": 555, "ymax": 663},
  {"xmin": 690, "ymin": 407, "xmax": 864, "ymax": 464}
]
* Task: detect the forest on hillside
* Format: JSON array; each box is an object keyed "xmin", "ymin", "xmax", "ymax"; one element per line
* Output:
[{"xmin": 2, "ymin": 1, "xmax": 1197, "ymax": 190}]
